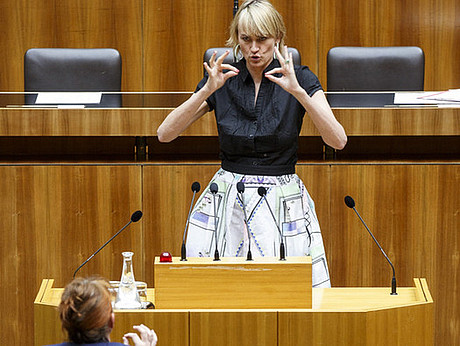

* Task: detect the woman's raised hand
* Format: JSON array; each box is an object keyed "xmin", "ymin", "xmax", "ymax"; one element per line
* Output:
[
  {"xmin": 123, "ymin": 324, "xmax": 158, "ymax": 346},
  {"xmin": 203, "ymin": 50, "xmax": 239, "ymax": 92},
  {"xmin": 265, "ymin": 45, "xmax": 301, "ymax": 95}
]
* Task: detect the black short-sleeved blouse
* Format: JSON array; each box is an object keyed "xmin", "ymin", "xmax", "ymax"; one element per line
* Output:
[{"xmin": 196, "ymin": 58, "xmax": 322, "ymax": 176}]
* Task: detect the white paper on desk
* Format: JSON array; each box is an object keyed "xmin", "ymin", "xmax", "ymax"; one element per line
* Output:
[
  {"xmin": 393, "ymin": 92, "xmax": 448, "ymax": 104},
  {"xmin": 35, "ymin": 92, "xmax": 102, "ymax": 104},
  {"xmin": 419, "ymin": 89, "xmax": 460, "ymax": 102}
]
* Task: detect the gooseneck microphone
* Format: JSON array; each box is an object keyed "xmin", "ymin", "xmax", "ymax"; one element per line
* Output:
[
  {"xmin": 181, "ymin": 182, "xmax": 201, "ymax": 261},
  {"xmin": 344, "ymin": 196, "xmax": 397, "ymax": 295},
  {"xmin": 258, "ymin": 187, "xmax": 285, "ymax": 260},
  {"xmin": 73, "ymin": 210, "xmax": 143, "ymax": 278},
  {"xmin": 210, "ymin": 183, "xmax": 220, "ymax": 261},
  {"xmin": 237, "ymin": 181, "xmax": 252, "ymax": 261}
]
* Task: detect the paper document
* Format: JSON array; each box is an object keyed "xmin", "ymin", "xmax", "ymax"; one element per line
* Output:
[
  {"xmin": 394, "ymin": 91, "xmax": 459, "ymax": 105},
  {"xmin": 417, "ymin": 89, "xmax": 460, "ymax": 102},
  {"xmin": 35, "ymin": 92, "xmax": 102, "ymax": 104}
]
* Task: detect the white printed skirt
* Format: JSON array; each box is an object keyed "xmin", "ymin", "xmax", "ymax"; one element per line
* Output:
[{"xmin": 186, "ymin": 168, "xmax": 331, "ymax": 288}]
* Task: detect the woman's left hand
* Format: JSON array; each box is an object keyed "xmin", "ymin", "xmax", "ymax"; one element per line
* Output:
[{"xmin": 264, "ymin": 45, "xmax": 301, "ymax": 94}]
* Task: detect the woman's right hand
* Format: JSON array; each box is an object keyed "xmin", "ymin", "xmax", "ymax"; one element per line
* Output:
[
  {"xmin": 203, "ymin": 50, "xmax": 239, "ymax": 92},
  {"xmin": 123, "ymin": 324, "xmax": 157, "ymax": 346}
]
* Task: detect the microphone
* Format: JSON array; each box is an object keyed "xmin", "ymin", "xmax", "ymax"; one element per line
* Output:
[
  {"xmin": 258, "ymin": 187, "xmax": 285, "ymax": 260},
  {"xmin": 237, "ymin": 181, "xmax": 252, "ymax": 261},
  {"xmin": 344, "ymin": 196, "xmax": 397, "ymax": 295},
  {"xmin": 181, "ymin": 182, "xmax": 201, "ymax": 261},
  {"xmin": 210, "ymin": 183, "xmax": 220, "ymax": 261},
  {"xmin": 73, "ymin": 210, "xmax": 143, "ymax": 278}
]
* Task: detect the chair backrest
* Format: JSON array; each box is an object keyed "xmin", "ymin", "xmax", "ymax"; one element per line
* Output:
[
  {"xmin": 327, "ymin": 46, "xmax": 425, "ymax": 91},
  {"xmin": 203, "ymin": 47, "xmax": 301, "ymax": 75},
  {"xmin": 24, "ymin": 48, "xmax": 122, "ymax": 106}
]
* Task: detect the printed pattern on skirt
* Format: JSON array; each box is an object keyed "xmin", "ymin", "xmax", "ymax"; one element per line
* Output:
[{"xmin": 186, "ymin": 168, "xmax": 331, "ymax": 288}]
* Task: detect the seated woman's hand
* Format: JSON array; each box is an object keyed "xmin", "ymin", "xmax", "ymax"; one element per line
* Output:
[{"xmin": 123, "ymin": 324, "xmax": 158, "ymax": 346}]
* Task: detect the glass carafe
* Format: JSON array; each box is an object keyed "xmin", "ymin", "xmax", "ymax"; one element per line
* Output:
[{"xmin": 114, "ymin": 251, "xmax": 142, "ymax": 309}]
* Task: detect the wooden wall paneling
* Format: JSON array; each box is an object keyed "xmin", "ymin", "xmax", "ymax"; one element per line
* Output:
[
  {"xmin": 110, "ymin": 311, "xmax": 189, "ymax": 346},
  {"xmin": 329, "ymin": 164, "xmax": 438, "ymax": 287},
  {"xmin": 142, "ymin": 164, "xmax": 220, "ymax": 285},
  {"xmin": 329, "ymin": 164, "xmax": 459, "ymax": 346},
  {"xmin": 0, "ymin": 166, "xmax": 39, "ymax": 344},
  {"xmin": 53, "ymin": 165, "xmax": 144, "ymax": 284},
  {"xmin": 190, "ymin": 311, "xmax": 278, "ymax": 346},
  {"xmin": 53, "ymin": 0, "xmax": 143, "ymax": 91},
  {"xmin": 0, "ymin": 0, "xmax": 57, "ymax": 91},
  {"xmin": 271, "ymin": 0, "xmax": 318, "ymax": 74},
  {"xmin": 319, "ymin": 0, "xmax": 460, "ymax": 91},
  {"xmin": 371, "ymin": 0, "xmax": 460, "ymax": 91},
  {"xmin": 144, "ymin": 0, "xmax": 233, "ymax": 91},
  {"xmin": 0, "ymin": 0, "xmax": 143, "ymax": 91},
  {"xmin": 0, "ymin": 164, "xmax": 142, "ymax": 345},
  {"xmin": 433, "ymin": 165, "xmax": 460, "ymax": 344},
  {"xmin": 1, "ymin": 0, "xmax": 460, "ymax": 92},
  {"xmin": 296, "ymin": 164, "xmax": 332, "ymax": 264},
  {"xmin": 318, "ymin": 0, "xmax": 377, "ymax": 89}
]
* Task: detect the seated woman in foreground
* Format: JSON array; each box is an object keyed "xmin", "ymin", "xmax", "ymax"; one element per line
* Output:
[{"xmin": 48, "ymin": 277, "xmax": 157, "ymax": 346}]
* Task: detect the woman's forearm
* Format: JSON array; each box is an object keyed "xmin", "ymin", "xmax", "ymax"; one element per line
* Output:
[
  {"xmin": 157, "ymin": 87, "xmax": 212, "ymax": 143},
  {"xmin": 293, "ymin": 89, "xmax": 347, "ymax": 149}
]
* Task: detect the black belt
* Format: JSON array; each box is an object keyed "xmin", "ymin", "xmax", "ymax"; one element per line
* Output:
[{"xmin": 222, "ymin": 160, "xmax": 295, "ymax": 176}]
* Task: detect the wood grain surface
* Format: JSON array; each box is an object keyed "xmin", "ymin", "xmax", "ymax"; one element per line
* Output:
[
  {"xmin": 34, "ymin": 279, "xmax": 433, "ymax": 345},
  {"xmin": 1, "ymin": 0, "xmax": 459, "ymax": 91},
  {"xmin": 0, "ymin": 165, "xmax": 143, "ymax": 344},
  {"xmin": 4, "ymin": 162, "xmax": 455, "ymax": 344},
  {"xmin": 0, "ymin": 106, "xmax": 458, "ymax": 136}
]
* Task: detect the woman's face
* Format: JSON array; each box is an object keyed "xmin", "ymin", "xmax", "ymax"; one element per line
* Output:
[{"xmin": 238, "ymin": 26, "xmax": 278, "ymax": 71}]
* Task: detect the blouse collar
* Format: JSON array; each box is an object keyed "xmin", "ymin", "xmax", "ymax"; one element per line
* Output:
[{"xmin": 237, "ymin": 58, "xmax": 281, "ymax": 83}]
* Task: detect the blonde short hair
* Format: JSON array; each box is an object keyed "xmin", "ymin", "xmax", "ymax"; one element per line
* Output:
[{"xmin": 227, "ymin": 0, "xmax": 286, "ymax": 57}]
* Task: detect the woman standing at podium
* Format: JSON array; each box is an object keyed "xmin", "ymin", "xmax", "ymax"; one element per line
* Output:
[{"xmin": 157, "ymin": 0, "xmax": 346, "ymax": 288}]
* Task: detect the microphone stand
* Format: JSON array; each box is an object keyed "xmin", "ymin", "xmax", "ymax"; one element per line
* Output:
[
  {"xmin": 345, "ymin": 196, "xmax": 397, "ymax": 295},
  {"xmin": 258, "ymin": 187, "xmax": 285, "ymax": 260},
  {"xmin": 237, "ymin": 182, "xmax": 252, "ymax": 261},
  {"xmin": 73, "ymin": 210, "xmax": 143, "ymax": 278},
  {"xmin": 210, "ymin": 183, "xmax": 220, "ymax": 261},
  {"xmin": 181, "ymin": 182, "xmax": 201, "ymax": 261},
  {"xmin": 352, "ymin": 207, "xmax": 397, "ymax": 295}
]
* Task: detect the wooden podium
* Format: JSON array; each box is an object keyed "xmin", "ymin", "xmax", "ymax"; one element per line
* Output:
[
  {"xmin": 154, "ymin": 256, "xmax": 312, "ymax": 309},
  {"xmin": 34, "ymin": 257, "xmax": 434, "ymax": 345}
]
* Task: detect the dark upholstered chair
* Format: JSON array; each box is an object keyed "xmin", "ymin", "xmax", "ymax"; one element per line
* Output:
[
  {"xmin": 24, "ymin": 48, "xmax": 122, "ymax": 106},
  {"xmin": 327, "ymin": 46, "xmax": 425, "ymax": 91},
  {"xmin": 203, "ymin": 47, "xmax": 301, "ymax": 75}
]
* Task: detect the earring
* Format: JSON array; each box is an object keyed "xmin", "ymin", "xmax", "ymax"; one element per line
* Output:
[
  {"xmin": 274, "ymin": 42, "xmax": 279, "ymax": 59},
  {"xmin": 233, "ymin": 44, "xmax": 242, "ymax": 62}
]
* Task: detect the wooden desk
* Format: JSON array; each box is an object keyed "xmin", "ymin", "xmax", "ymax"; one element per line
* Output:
[
  {"xmin": 0, "ymin": 92, "xmax": 457, "ymax": 162},
  {"xmin": 0, "ymin": 92, "xmax": 458, "ymax": 137},
  {"xmin": 35, "ymin": 278, "xmax": 433, "ymax": 346}
]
